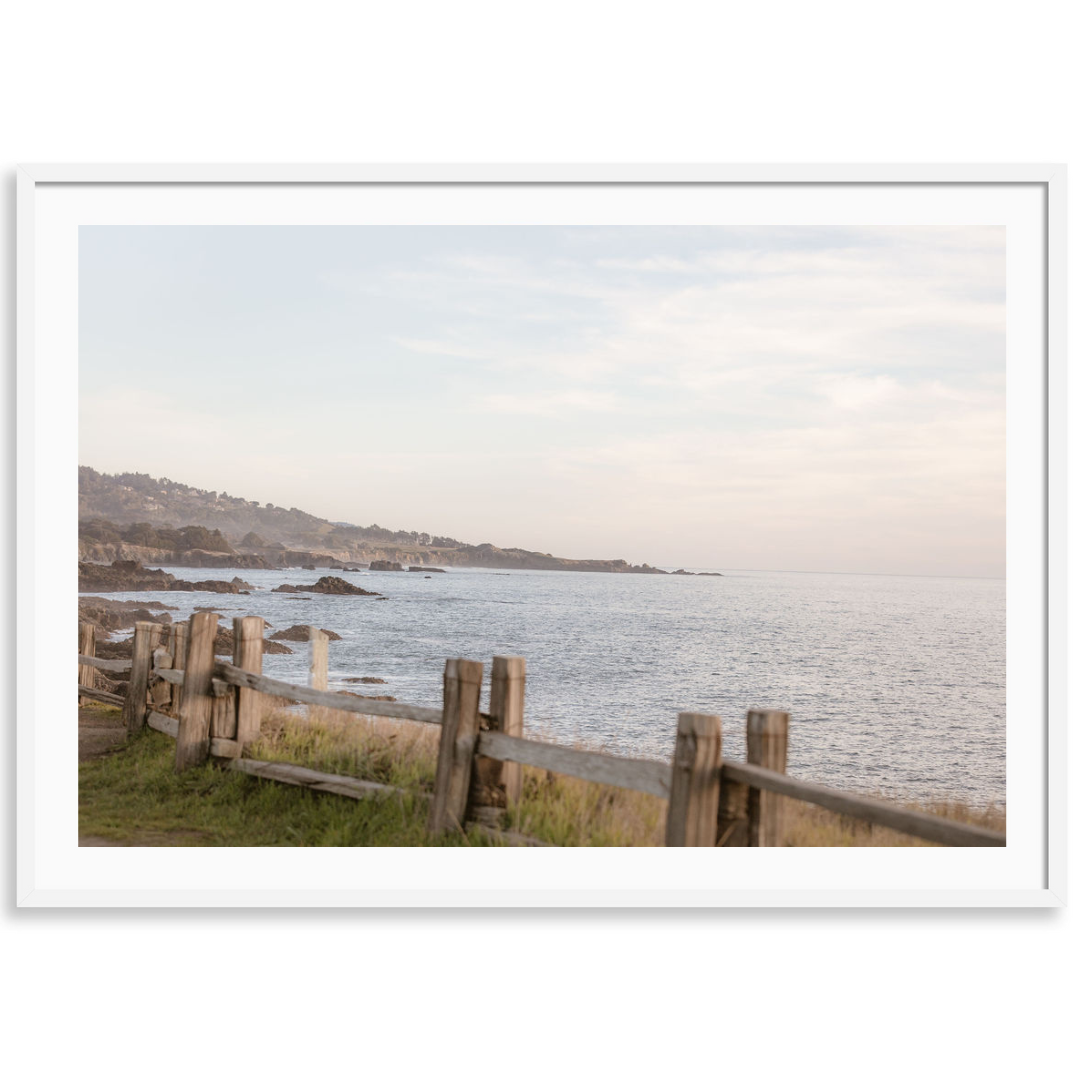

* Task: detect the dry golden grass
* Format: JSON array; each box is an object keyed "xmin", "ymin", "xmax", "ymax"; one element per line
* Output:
[
  {"xmin": 251, "ymin": 706, "xmax": 441, "ymax": 793},
  {"xmin": 510, "ymin": 768, "xmax": 668, "ymax": 846},
  {"xmin": 779, "ymin": 796, "xmax": 1006, "ymax": 847},
  {"xmin": 247, "ymin": 705, "xmax": 1003, "ymax": 847}
]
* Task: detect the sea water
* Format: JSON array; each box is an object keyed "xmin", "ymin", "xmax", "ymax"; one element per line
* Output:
[{"xmin": 99, "ymin": 565, "xmax": 1005, "ymax": 805}]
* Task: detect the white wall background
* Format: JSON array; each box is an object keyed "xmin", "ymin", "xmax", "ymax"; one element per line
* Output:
[{"xmin": 2, "ymin": 3, "xmax": 1075, "ymax": 1078}]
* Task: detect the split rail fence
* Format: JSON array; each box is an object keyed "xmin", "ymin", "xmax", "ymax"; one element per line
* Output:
[{"xmin": 77, "ymin": 614, "xmax": 1006, "ymax": 847}]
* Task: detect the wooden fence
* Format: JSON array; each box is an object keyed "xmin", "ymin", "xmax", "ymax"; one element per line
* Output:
[{"xmin": 77, "ymin": 615, "xmax": 1006, "ymax": 848}]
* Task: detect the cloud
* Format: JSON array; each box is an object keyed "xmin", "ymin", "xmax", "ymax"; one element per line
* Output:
[
  {"xmin": 818, "ymin": 374, "xmax": 902, "ymax": 411},
  {"xmin": 479, "ymin": 390, "xmax": 632, "ymax": 417},
  {"xmin": 390, "ymin": 337, "xmax": 490, "ymax": 360},
  {"xmin": 540, "ymin": 409, "xmax": 1005, "ymax": 539}
]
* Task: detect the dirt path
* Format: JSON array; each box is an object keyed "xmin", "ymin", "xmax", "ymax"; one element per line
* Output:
[
  {"xmin": 79, "ymin": 703, "xmax": 130, "ymax": 846},
  {"xmin": 78, "ymin": 703, "xmax": 127, "ymax": 761}
]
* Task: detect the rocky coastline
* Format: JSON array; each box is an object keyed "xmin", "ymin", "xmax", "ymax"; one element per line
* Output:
[
  {"xmin": 78, "ymin": 541, "xmax": 275, "ymax": 570},
  {"xmin": 78, "ymin": 531, "xmax": 722, "ymax": 579}
]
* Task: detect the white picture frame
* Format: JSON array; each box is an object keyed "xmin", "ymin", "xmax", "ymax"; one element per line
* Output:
[{"xmin": 17, "ymin": 164, "xmax": 1067, "ymax": 907}]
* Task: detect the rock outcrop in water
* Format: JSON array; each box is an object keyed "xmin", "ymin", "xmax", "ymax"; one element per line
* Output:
[
  {"xmin": 336, "ymin": 690, "xmax": 397, "ymax": 703},
  {"xmin": 268, "ymin": 624, "xmax": 343, "ymax": 642},
  {"xmin": 272, "ymin": 576, "xmax": 380, "ymax": 597}
]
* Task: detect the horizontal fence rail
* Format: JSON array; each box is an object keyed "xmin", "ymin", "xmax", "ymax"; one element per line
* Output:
[
  {"xmin": 213, "ymin": 662, "xmax": 445, "ymax": 725},
  {"xmin": 77, "ymin": 615, "xmax": 1006, "ymax": 848},
  {"xmin": 78, "ymin": 654, "xmax": 132, "ymax": 673},
  {"xmin": 147, "ymin": 710, "xmax": 179, "ymax": 737},
  {"xmin": 78, "ymin": 686, "xmax": 126, "ymax": 707},
  {"xmin": 232, "ymin": 758, "xmax": 408, "ymax": 801},
  {"xmin": 476, "ymin": 729, "xmax": 671, "ymax": 799}
]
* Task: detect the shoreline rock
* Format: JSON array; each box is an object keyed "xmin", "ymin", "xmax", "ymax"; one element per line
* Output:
[
  {"xmin": 78, "ymin": 560, "xmax": 247, "ymax": 594},
  {"xmin": 212, "ymin": 627, "xmax": 292, "ymax": 656},
  {"xmin": 79, "ymin": 596, "xmax": 178, "ymax": 632}
]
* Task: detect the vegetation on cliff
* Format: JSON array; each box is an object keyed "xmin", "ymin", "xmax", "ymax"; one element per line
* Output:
[{"xmin": 81, "ymin": 516, "xmax": 234, "ymax": 553}]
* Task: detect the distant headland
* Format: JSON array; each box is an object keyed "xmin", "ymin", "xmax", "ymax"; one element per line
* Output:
[{"xmin": 77, "ymin": 466, "xmax": 722, "ymax": 576}]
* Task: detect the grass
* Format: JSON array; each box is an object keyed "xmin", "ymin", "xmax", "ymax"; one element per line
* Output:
[
  {"xmin": 78, "ymin": 706, "xmax": 488, "ymax": 846},
  {"xmin": 78, "ymin": 704, "xmax": 1005, "ymax": 847}
]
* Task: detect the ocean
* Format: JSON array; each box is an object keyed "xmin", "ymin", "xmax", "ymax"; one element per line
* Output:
[{"xmin": 100, "ymin": 564, "xmax": 1006, "ymax": 806}]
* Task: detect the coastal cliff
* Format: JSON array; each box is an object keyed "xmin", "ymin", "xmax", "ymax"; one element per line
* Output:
[{"xmin": 78, "ymin": 540, "xmax": 274, "ymax": 570}]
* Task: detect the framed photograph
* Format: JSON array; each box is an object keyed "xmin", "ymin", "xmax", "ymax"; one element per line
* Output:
[{"xmin": 17, "ymin": 164, "xmax": 1065, "ymax": 906}]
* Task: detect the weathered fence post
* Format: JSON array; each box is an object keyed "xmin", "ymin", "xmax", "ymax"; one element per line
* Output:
[
  {"xmin": 469, "ymin": 655, "xmax": 526, "ymax": 823},
  {"xmin": 78, "ymin": 622, "xmax": 96, "ymax": 706},
  {"xmin": 210, "ymin": 667, "xmax": 237, "ymax": 742},
  {"xmin": 171, "ymin": 621, "xmax": 189, "ymax": 714},
  {"xmin": 308, "ymin": 626, "xmax": 329, "ymax": 723},
  {"xmin": 665, "ymin": 712, "xmax": 723, "ymax": 846},
  {"xmin": 717, "ymin": 757, "xmax": 750, "ymax": 846},
  {"xmin": 427, "ymin": 658, "xmax": 484, "ymax": 835},
  {"xmin": 746, "ymin": 709, "xmax": 790, "ymax": 847},
  {"xmin": 234, "ymin": 616, "xmax": 266, "ymax": 747},
  {"xmin": 490, "ymin": 656, "xmax": 525, "ymax": 804},
  {"xmin": 150, "ymin": 634, "xmax": 173, "ymax": 709},
  {"xmin": 123, "ymin": 621, "xmax": 161, "ymax": 734},
  {"xmin": 175, "ymin": 611, "xmax": 218, "ymax": 771}
]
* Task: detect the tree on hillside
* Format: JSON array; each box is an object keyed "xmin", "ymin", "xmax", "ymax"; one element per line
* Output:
[
  {"xmin": 122, "ymin": 522, "xmax": 160, "ymax": 547},
  {"xmin": 79, "ymin": 518, "xmax": 122, "ymax": 544},
  {"xmin": 177, "ymin": 525, "xmax": 233, "ymax": 553}
]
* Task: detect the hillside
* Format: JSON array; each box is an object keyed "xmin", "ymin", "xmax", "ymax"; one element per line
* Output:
[
  {"xmin": 77, "ymin": 466, "xmax": 686, "ymax": 574},
  {"xmin": 79, "ymin": 467, "xmax": 396, "ymax": 546}
]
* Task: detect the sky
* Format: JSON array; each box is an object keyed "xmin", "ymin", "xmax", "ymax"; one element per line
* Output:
[{"xmin": 79, "ymin": 224, "xmax": 1005, "ymax": 577}]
